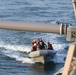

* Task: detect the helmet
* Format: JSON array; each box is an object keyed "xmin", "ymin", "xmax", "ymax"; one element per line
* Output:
[
  {"xmin": 33, "ymin": 39, "xmax": 36, "ymax": 43},
  {"xmin": 47, "ymin": 42, "xmax": 50, "ymax": 44},
  {"xmin": 39, "ymin": 38, "xmax": 42, "ymax": 41}
]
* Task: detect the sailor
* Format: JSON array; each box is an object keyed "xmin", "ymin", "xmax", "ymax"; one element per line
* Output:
[
  {"xmin": 32, "ymin": 39, "xmax": 37, "ymax": 45},
  {"xmin": 37, "ymin": 39, "xmax": 40, "ymax": 45},
  {"xmin": 31, "ymin": 39, "xmax": 37, "ymax": 51},
  {"xmin": 47, "ymin": 42, "xmax": 53, "ymax": 50},
  {"xmin": 32, "ymin": 43, "xmax": 37, "ymax": 51},
  {"xmin": 38, "ymin": 38, "xmax": 45, "ymax": 50}
]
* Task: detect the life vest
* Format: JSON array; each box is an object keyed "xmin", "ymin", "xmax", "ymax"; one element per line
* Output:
[
  {"xmin": 32, "ymin": 45, "xmax": 37, "ymax": 51},
  {"xmin": 32, "ymin": 43, "xmax": 37, "ymax": 51}
]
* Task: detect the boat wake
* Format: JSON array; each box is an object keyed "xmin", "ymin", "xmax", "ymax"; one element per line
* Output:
[
  {"xmin": 1, "ymin": 49, "xmax": 35, "ymax": 64},
  {"xmin": 0, "ymin": 44, "xmax": 31, "ymax": 53},
  {"xmin": 54, "ymin": 53, "xmax": 66, "ymax": 63},
  {"xmin": 0, "ymin": 43, "xmax": 67, "ymax": 64},
  {"xmin": 0, "ymin": 44, "xmax": 35, "ymax": 64}
]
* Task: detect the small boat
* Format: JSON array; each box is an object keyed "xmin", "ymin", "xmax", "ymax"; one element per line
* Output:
[{"xmin": 28, "ymin": 50, "xmax": 57, "ymax": 64}]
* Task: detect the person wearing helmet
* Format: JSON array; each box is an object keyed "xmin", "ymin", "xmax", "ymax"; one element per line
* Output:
[
  {"xmin": 32, "ymin": 39, "xmax": 37, "ymax": 45},
  {"xmin": 38, "ymin": 38, "xmax": 46, "ymax": 50},
  {"xmin": 47, "ymin": 42, "xmax": 53, "ymax": 50}
]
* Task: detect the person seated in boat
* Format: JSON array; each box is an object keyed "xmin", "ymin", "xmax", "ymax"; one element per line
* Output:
[
  {"xmin": 32, "ymin": 43, "xmax": 37, "ymax": 51},
  {"xmin": 31, "ymin": 39, "xmax": 37, "ymax": 51},
  {"xmin": 38, "ymin": 38, "xmax": 46, "ymax": 50},
  {"xmin": 32, "ymin": 39, "xmax": 37, "ymax": 45},
  {"xmin": 37, "ymin": 39, "xmax": 40, "ymax": 45},
  {"xmin": 47, "ymin": 42, "xmax": 53, "ymax": 50}
]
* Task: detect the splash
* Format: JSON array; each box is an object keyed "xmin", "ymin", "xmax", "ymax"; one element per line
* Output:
[
  {"xmin": 0, "ymin": 44, "xmax": 35, "ymax": 64},
  {"xmin": 53, "ymin": 44, "xmax": 68, "ymax": 51},
  {"xmin": 0, "ymin": 43, "xmax": 67, "ymax": 64},
  {"xmin": 2, "ymin": 49, "xmax": 35, "ymax": 64},
  {"xmin": 0, "ymin": 44, "xmax": 31, "ymax": 53},
  {"xmin": 54, "ymin": 53, "xmax": 66, "ymax": 63}
]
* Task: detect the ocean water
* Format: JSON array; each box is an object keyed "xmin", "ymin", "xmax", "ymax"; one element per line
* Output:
[{"xmin": 0, "ymin": 0, "xmax": 76, "ymax": 75}]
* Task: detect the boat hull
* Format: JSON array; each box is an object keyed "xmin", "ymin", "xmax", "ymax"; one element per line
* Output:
[{"xmin": 28, "ymin": 50, "xmax": 57, "ymax": 64}]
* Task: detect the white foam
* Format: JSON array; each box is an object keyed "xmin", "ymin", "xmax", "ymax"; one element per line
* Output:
[
  {"xmin": 53, "ymin": 44, "xmax": 67, "ymax": 51},
  {"xmin": 54, "ymin": 53, "xmax": 66, "ymax": 63},
  {"xmin": 2, "ymin": 50, "xmax": 35, "ymax": 64},
  {"xmin": 16, "ymin": 57, "xmax": 35, "ymax": 64},
  {"xmin": 0, "ymin": 43, "xmax": 67, "ymax": 64},
  {"xmin": 0, "ymin": 44, "xmax": 31, "ymax": 53},
  {"xmin": 0, "ymin": 43, "xmax": 35, "ymax": 64},
  {"xmin": 51, "ymin": 44, "xmax": 67, "ymax": 63}
]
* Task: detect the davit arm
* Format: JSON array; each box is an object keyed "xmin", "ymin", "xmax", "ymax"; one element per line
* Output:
[{"xmin": 0, "ymin": 21, "xmax": 68, "ymax": 35}]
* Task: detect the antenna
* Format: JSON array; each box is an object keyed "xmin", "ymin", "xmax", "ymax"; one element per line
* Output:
[{"xmin": 0, "ymin": 21, "xmax": 68, "ymax": 34}]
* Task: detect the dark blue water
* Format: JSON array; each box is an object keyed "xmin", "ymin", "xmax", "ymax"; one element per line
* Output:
[{"xmin": 0, "ymin": 0, "xmax": 75, "ymax": 75}]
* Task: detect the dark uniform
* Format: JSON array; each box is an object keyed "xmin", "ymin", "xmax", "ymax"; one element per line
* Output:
[{"xmin": 38, "ymin": 41, "xmax": 45, "ymax": 50}]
